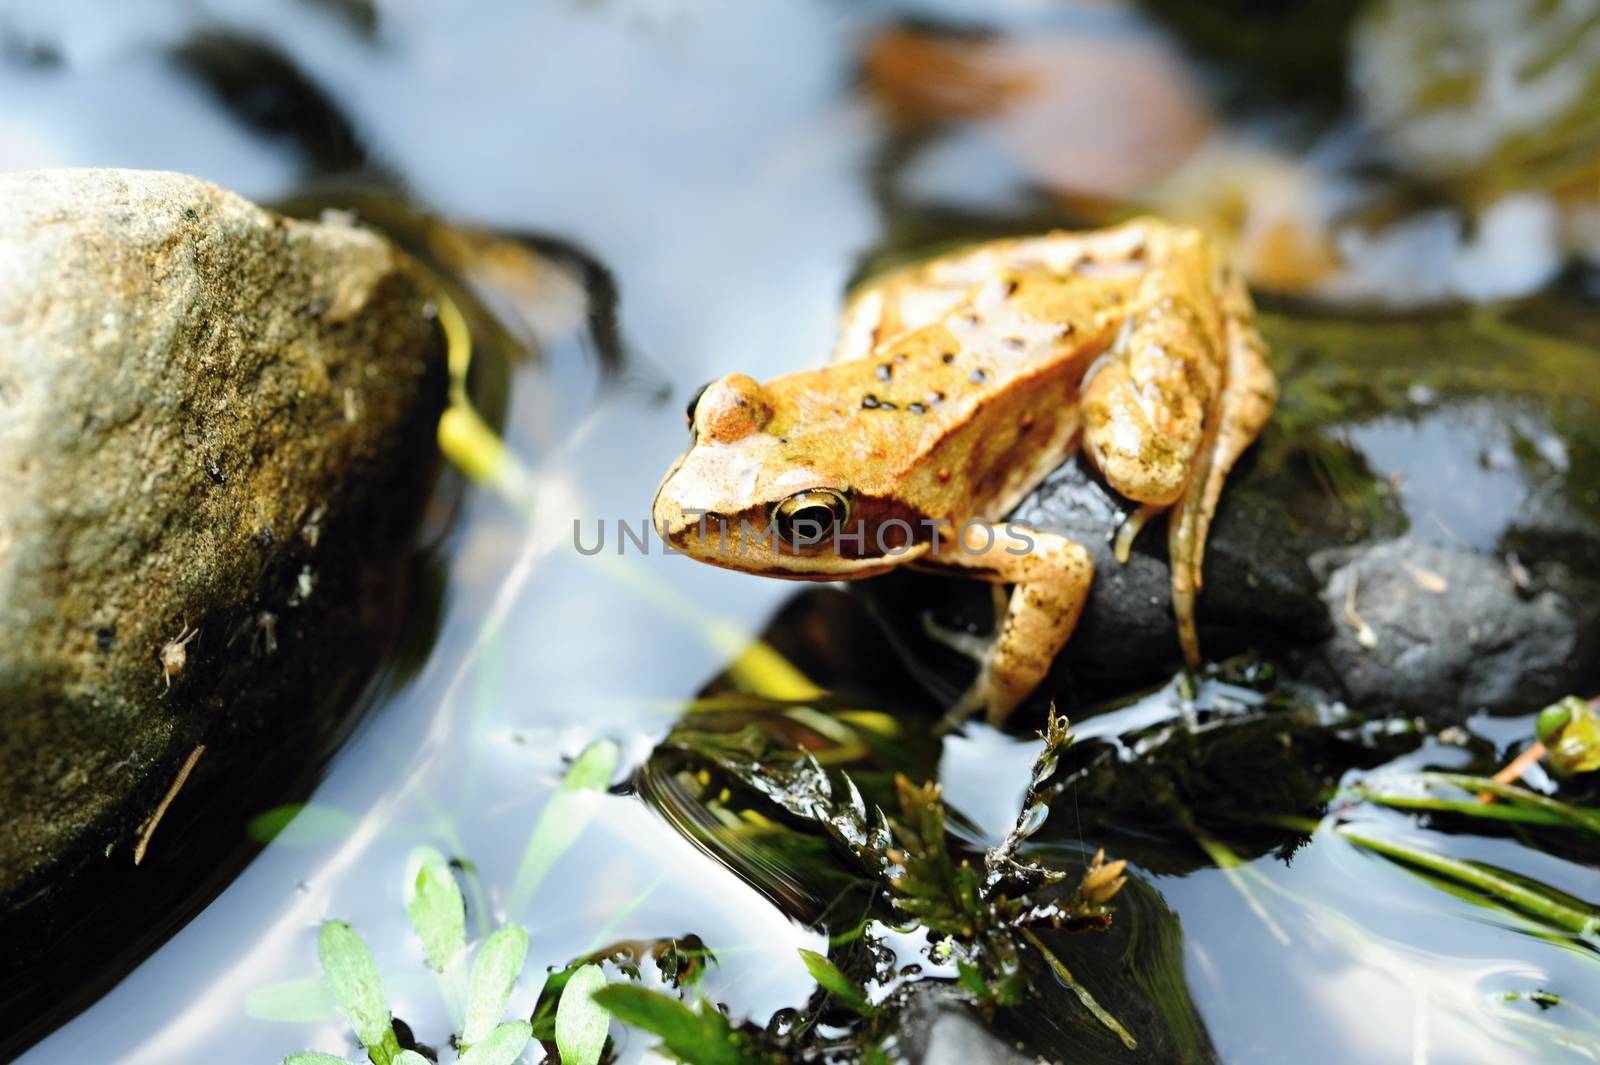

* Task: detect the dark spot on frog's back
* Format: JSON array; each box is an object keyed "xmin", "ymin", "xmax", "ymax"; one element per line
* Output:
[
  {"xmin": 862, "ymin": 394, "xmax": 897, "ymax": 410},
  {"xmin": 877, "ymin": 363, "xmax": 893, "ymax": 382},
  {"xmin": 941, "ymin": 352, "xmax": 956, "ymax": 364},
  {"xmin": 970, "ymin": 369, "xmax": 987, "ymax": 384}
]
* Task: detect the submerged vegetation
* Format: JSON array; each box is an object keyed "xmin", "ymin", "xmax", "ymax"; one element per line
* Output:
[{"xmin": 272, "ymin": 712, "xmax": 1144, "ymax": 1062}]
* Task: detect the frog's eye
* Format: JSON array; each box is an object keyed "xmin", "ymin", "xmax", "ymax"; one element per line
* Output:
[
  {"xmin": 772, "ymin": 489, "xmax": 849, "ymax": 548},
  {"xmin": 685, "ymin": 381, "xmax": 713, "ymax": 430}
]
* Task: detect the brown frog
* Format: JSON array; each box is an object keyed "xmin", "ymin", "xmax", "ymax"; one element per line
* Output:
[{"xmin": 653, "ymin": 220, "xmax": 1277, "ymax": 724}]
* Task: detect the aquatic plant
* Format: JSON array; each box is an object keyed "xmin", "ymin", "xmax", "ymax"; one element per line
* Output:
[
  {"xmin": 600, "ymin": 707, "xmax": 1139, "ymax": 1058},
  {"xmin": 275, "ymin": 846, "xmax": 543, "ymax": 1065}
]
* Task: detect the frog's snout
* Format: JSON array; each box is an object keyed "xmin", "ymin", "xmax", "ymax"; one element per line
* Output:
[{"xmin": 652, "ymin": 467, "xmax": 690, "ymax": 549}]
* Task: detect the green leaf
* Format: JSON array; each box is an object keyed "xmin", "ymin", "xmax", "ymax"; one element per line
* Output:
[
  {"xmin": 462, "ymin": 925, "xmax": 529, "ymax": 1047},
  {"xmin": 509, "ymin": 739, "xmax": 619, "ymax": 911},
  {"xmin": 249, "ymin": 804, "xmax": 361, "ymax": 847},
  {"xmin": 403, "ymin": 846, "xmax": 466, "ymax": 973},
  {"xmin": 554, "ymin": 964, "xmax": 610, "ymax": 1065},
  {"xmin": 317, "ymin": 920, "xmax": 400, "ymax": 1064},
  {"xmin": 796, "ymin": 949, "xmax": 876, "ymax": 1016},
  {"xmin": 591, "ymin": 986, "xmax": 769, "ymax": 1065},
  {"xmin": 394, "ymin": 1054, "xmax": 432, "ymax": 1065},
  {"xmin": 248, "ymin": 976, "xmax": 339, "ymax": 1023},
  {"xmin": 285, "ymin": 1055, "xmax": 352, "ymax": 1065},
  {"xmin": 457, "ymin": 1020, "xmax": 532, "ymax": 1065}
]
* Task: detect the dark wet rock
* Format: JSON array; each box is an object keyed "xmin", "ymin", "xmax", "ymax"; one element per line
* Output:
[
  {"xmin": 858, "ymin": 301, "xmax": 1600, "ymax": 722},
  {"xmin": 0, "ymin": 168, "xmax": 444, "ymax": 1014},
  {"xmin": 1308, "ymin": 538, "xmax": 1600, "ymax": 720}
]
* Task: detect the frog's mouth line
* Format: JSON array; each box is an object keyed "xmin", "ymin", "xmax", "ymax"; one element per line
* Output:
[{"xmin": 721, "ymin": 548, "xmax": 923, "ymax": 581}]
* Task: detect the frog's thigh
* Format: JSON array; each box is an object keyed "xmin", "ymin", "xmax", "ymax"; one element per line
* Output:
[
  {"xmin": 1081, "ymin": 299, "xmax": 1211, "ymax": 508},
  {"xmin": 921, "ymin": 521, "xmax": 1094, "ymax": 726}
]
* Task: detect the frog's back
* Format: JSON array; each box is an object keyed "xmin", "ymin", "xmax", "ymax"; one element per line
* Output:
[{"xmin": 763, "ymin": 265, "xmax": 1135, "ymax": 523}]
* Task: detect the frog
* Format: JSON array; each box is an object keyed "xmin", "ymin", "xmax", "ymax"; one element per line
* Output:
[{"xmin": 653, "ymin": 219, "xmax": 1277, "ymax": 725}]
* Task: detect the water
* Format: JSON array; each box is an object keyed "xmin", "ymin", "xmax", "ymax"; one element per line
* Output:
[{"xmin": 2, "ymin": 1, "xmax": 1597, "ymax": 1062}]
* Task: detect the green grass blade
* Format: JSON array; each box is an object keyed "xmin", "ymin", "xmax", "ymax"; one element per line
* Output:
[
  {"xmin": 1339, "ymin": 827, "xmax": 1600, "ymax": 938},
  {"xmin": 509, "ymin": 740, "xmax": 620, "ymax": 912}
]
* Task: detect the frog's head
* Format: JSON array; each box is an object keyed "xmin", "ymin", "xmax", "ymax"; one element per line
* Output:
[{"xmin": 653, "ymin": 373, "xmax": 922, "ymax": 579}]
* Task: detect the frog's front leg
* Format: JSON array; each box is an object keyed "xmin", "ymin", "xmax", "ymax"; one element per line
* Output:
[{"xmin": 915, "ymin": 520, "xmax": 1094, "ymax": 727}]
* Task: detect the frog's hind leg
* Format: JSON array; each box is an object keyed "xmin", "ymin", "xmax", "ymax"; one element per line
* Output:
[
  {"xmin": 1187, "ymin": 269, "xmax": 1277, "ymax": 583},
  {"xmin": 1080, "ymin": 225, "xmax": 1229, "ymax": 663},
  {"xmin": 1164, "ymin": 268, "xmax": 1278, "ymax": 663},
  {"xmin": 915, "ymin": 521, "xmax": 1094, "ymax": 729}
]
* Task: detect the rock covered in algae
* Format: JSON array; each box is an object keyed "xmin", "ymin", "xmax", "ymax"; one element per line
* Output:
[{"xmin": 0, "ymin": 169, "xmax": 444, "ymax": 918}]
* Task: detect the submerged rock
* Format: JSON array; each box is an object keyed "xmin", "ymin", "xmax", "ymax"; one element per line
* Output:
[
  {"xmin": 0, "ymin": 169, "xmax": 444, "ymax": 989},
  {"xmin": 859, "ymin": 297, "xmax": 1600, "ymax": 723},
  {"xmin": 1311, "ymin": 538, "xmax": 1599, "ymax": 719}
]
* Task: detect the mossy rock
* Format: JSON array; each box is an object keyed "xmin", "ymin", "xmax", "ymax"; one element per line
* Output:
[{"xmin": 0, "ymin": 169, "xmax": 446, "ymax": 1020}]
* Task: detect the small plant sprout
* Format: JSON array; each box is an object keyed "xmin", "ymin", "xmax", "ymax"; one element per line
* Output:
[
  {"xmin": 403, "ymin": 846, "xmax": 467, "ymax": 974},
  {"xmin": 280, "ymin": 850, "xmax": 532, "ymax": 1064},
  {"xmin": 1537, "ymin": 695, "xmax": 1600, "ymax": 775},
  {"xmin": 555, "ymin": 963, "xmax": 611, "ymax": 1065},
  {"xmin": 798, "ymin": 949, "xmax": 876, "ymax": 1017},
  {"xmin": 315, "ymin": 920, "xmax": 401, "ymax": 1065},
  {"xmin": 158, "ymin": 621, "xmax": 199, "ymax": 692},
  {"xmin": 461, "ymin": 925, "xmax": 529, "ymax": 1050},
  {"xmin": 456, "ymin": 1020, "xmax": 532, "ymax": 1065}
]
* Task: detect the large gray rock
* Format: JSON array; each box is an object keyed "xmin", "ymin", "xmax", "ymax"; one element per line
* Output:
[{"xmin": 0, "ymin": 170, "xmax": 444, "ymax": 913}]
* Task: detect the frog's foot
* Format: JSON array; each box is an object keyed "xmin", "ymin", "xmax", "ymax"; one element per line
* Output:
[{"xmin": 915, "ymin": 521, "xmax": 1093, "ymax": 727}]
